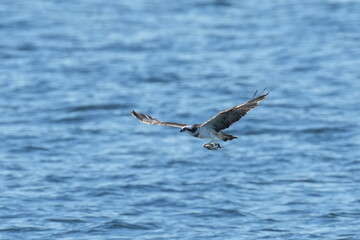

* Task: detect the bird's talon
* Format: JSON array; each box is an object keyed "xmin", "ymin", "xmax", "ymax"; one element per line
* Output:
[{"xmin": 203, "ymin": 142, "xmax": 222, "ymax": 150}]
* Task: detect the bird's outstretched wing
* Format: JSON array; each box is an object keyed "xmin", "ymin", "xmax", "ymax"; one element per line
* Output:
[
  {"xmin": 200, "ymin": 92, "xmax": 268, "ymax": 132},
  {"xmin": 131, "ymin": 111, "xmax": 187, "ymax": 128}
]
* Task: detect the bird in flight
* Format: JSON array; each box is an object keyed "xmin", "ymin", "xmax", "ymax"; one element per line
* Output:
[{"xmin": 131, "ymin": 91, "xmax": 268, "ymax": 150}]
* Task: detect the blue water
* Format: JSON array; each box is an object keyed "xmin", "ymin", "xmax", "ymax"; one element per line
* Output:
[{"xmin": 1, "ymin": 0, "xmax": 360, "ymax": 239}]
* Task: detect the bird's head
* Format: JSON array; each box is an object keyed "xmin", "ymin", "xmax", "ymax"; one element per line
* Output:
[{"xmin": 180, "ymin": 125, "xmax": 198, "ymax": 133}]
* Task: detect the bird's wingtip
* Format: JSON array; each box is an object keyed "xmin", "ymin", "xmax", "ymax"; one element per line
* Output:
[
  {"xmin": 130, "ymin": 110, "xmax": 138, "ymax": 118},
  {"xmin": 252, "ymin": 88, "xmax": 270, "ymax": 100}
]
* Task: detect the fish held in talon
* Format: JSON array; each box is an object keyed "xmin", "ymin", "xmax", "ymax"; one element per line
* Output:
[
  {"xmin": 203, "ymin": 142, "xmax": 222, "ymax": 150},
  {"xmin": 131, "ymin": 90, "xmax": 269, "ymax": 149}
]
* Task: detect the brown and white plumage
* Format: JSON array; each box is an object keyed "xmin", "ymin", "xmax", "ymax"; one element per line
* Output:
[
  {"xmin": 131, "ymin": 91, "xmax": 268, "ymax": 149},
  {"xmin": 200, "ymin": 92, "xmax": 268, "ymax": 132},
  {"xmin": 130, "ymin": 111, "xmax": 186, "ymax": 128}
]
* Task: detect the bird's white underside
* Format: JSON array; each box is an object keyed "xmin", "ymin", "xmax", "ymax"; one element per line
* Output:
[{"xmin": 185, "ymin": 125, "xmax": 217, "ymax": 140}]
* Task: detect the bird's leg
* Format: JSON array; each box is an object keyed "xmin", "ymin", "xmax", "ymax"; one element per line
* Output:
[
  {"xmin": 203, "ymin": 139, "xmax": 222, "ymax": 150},
  {"xmin": 211, "ymin": 138, "xmax": 222, "ymax": 148},
  {"xmin": 210, "ymin": 139, "xmax": 217, "ymax": 147}
]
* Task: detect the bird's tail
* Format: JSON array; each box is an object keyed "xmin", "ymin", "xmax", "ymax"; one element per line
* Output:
[{"xmin": 217, "ymin": 132, "xmax": 237, "ymax": 142}]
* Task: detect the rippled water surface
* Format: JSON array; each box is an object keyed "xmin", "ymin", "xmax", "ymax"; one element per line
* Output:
[{"xmin": 1, "ymin": 0, "xmax": 360, "ymax": 239}]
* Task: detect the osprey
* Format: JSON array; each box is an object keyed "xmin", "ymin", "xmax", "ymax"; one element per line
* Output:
[{"xmin": 131, "ymin": 91, "xmax": 268, "ymax": 150}]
